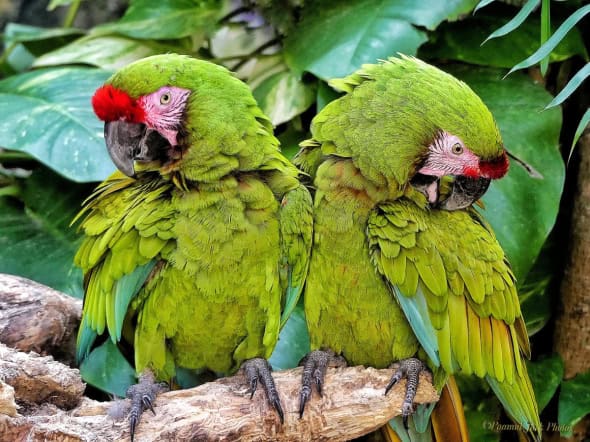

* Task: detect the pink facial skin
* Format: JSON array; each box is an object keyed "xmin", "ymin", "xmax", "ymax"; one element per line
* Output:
[
  {"xmin": 418, "ymin": 131, "xmax": 481, "ymax": 178},
  {"xmin": 138, "ymin": 86, "xmax": 191, "ymax": 146}
]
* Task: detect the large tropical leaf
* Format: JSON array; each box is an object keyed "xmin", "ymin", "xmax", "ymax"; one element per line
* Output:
[
  {"xmin": 527, "ymin": 354, "xmax": 564, "ymax": 412},
  {"xmin": 558, "ymin": 370, "xmax": 590, "ymax": 437},
  {"xmin": 91, "ymin": 0, "xmax": 223, "ymax": 40},
  {"xmin": 284, "ymin": 0, "xmax": 479, "ymax": 79},
  {"xmin": 33, "ymin": 36, "xmax": 185, "ymax": 70},
  {"xmin": 420, "ymin": 14, "xmax": 587, "ymax": 69},
  {"xmin": 270, "ymin": 303, "xmax": 310, "ymax": 370},
  {"xmin": 252, "ymin": 69, "xmax": 317, "ymax": 126},
  {"xmin": 0, "ymin": 167, "xmax": 90, "ymax": 298},
  {"xmin": 0, "ymin": 67, "xmax": 114, "ymax": 182}
]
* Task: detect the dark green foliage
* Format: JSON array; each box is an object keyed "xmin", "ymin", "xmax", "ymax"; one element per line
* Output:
[
  {"xmin": 0, "ymin": 167, "xmax": 89, "ymax": 298},
  {"xmin": 79, "ymin": 339, "xmax": 137, "ymax": 397},
  {"xmin": 559, "ymin": 370, "xmax": 590, "ymax": 437}
]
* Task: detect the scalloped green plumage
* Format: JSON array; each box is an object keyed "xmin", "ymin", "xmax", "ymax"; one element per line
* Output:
[
  {"xmin": 296, "ymin": 57, "xmax": 541, "ymax": 440},
  {"xmin": 75, "ymin": 55, "xmax": 313, "ymax": 396}
]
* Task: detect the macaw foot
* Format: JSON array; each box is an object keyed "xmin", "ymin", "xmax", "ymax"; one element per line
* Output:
[
  {"xmin": 298, "ymin": 349, "xmax": 347, "ymax": 418},
  {"xmin": 126, "ymin": 370, "xmax": 168, "ymax": 441},
  {"xmin": 385, "ymin": 357, "xmax": 429, "ymax": 429},
  {"xmin": 241, "ymin": 358, "xmax": 284, "ymax": 424}
]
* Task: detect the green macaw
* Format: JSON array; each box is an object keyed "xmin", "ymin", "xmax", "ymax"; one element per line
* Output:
[
  {"xmin": 294, "ymin": 56, "xmax": 541, "ymax": 441},
  {"xmin": 73, "ymin": 54, "xmax": 312, "ymax": 438}
]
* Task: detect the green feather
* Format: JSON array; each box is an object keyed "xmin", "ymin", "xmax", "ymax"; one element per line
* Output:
[
  {"xmin": 298, "ymin": 56, "xmax": 539, "ymax": 441},
  {"xmin": 76, "ymin": 316, "xmax": 98, "ymax": 363},
  {"xmin": 74, "ymin": 55, "xmax": 312, "ymax": 392},
  {"xmin": 112, "ymin": 260, "xmax": 157, "ymax": 342}
]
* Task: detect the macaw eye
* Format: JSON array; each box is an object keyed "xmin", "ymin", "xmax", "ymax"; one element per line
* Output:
[
  {"xmin": 452, "ymin": 143, "xmax": 463, "ymax": 155},
  {"xmin": 160, "ymin": 93, "xmax": 171, "ymax": 105}
]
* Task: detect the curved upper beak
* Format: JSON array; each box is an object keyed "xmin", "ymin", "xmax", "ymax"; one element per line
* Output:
[
  {"xmin": 104, "ymin": 121, "xmax": 169, "ymax": 177},
  {"xmin": 437, "ymin": 176, "xmax": 491, "ymax": 211}
]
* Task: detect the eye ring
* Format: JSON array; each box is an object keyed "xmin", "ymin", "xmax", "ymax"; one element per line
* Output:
[
  {"xmin": 160, "ymin": 93, "xmax": 171, "ymax": 105},
  {"xmin": 452, "ymin": 143, "xmax": 463, "ymax": 155}
]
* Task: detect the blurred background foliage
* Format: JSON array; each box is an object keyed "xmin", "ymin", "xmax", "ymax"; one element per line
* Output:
[{"xmin": 0, "ymin": 0, "xmax": 588, "ymax": 439}]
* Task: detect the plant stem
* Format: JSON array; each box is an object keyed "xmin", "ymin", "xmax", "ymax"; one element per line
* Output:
[
  {"xmin": 0, "ymin": 42, "xmax": 18, "ymax": 66},
  {"xmin": 0, "ymin": 184, "xmax": 20, "ymax": 198},
  {"xmin": 540, "ymin": 0, "xmax": 550, "ymax": 76},
  {"xmin": 63, "ymin": 0, "xmax": 82, "ymax": 28},
  {"xmin": 219, "ymin": 6, "xmax": 251, "ymax": 24},
  {"xmin": 231, "ymin": 38, "xmax": 280, "ymax": 72},
  {"xmin": 0, "ymin": 151, "xmax": 33, "ymax": 162}
]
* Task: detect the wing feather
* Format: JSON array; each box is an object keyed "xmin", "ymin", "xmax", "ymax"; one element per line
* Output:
[
  {"xmin": 74, "ymin": 173, "xmax": 174, "ymax": 362},
  {"xmin": 278, "ymin": 184, "xmax": 313, "ymax": 327},
  {"xmin": 367, "ymin": 200, "xmax": 540, "ymax": 436}
]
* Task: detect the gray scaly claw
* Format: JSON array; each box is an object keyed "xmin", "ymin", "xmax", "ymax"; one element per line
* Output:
[
  {"xmin": 242, "ymin": 358, "xmax": 284, "ymax": 424},
  {"xmin": 385, "ymin": 357, "xmax": 429, "ymax": 429},
  {"xmin": 126, "ymin": 370, "xmax": 168, "ymax": 441},
  {"xmin": 298, "ymin": 349, "xmax": 347, "ymax": 418}
]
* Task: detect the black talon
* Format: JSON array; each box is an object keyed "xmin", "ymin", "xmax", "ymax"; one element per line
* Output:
[
  {"xmin": 385, "ymin": 357, "xmax": 429, "ymax": 425},
  {"xmin": 129, "ymin": 412, "xmax": 139, "ymax": 442},
  {"xmin": 298, "ymin": 349, "xmax": 347, "ymax": 418},
  {"xmin": 125, "ymin": 370, "xmax": 168, "ymax": 441},
  {"xmin": 142, "ymin": 393, "xmax": 155, "ymax": 415},
  {"xmin": 242, "ymin": 358, "xmax": 284, "ymax": 424}
]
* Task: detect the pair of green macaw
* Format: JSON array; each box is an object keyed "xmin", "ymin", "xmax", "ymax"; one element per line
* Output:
[{"xmin": 74, "ymin": 54, "xmax": 541, "ymax": 441}]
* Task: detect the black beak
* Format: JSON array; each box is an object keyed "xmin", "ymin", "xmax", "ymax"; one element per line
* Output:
[
  {"xmin": 104, "ymin": 121, "xmax": 170, "ymax": 177},
  {"xmin": 437, "ymin": 176, "xmax": 491, "ymax": 211},
  {"xmin": 410, "ymin": 174, "xmax": 440, "ymax": 205}
]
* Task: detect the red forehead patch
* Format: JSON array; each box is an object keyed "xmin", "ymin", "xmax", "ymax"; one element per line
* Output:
[
  {"xmin": 480, "ymin": 151, "xmax": 509, "ymax": 179},
  {"xmin": 91, "ymin": 85, "xmax": 145, "ymax": 123}
]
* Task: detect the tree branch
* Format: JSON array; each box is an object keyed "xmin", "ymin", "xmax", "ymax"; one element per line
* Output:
[
  {"xmin": 0, "ymin": 274, "xmax": 440, "ymax": 441},
  {"xmin": 0, "ymin": 343, "xmax": 438, "ymax": 441},
  {"xmin": 0, "ymin": 273, "xmax": 81, "ymax": 364}
]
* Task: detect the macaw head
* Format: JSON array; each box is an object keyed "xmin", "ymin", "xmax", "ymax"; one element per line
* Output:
[
  {"xmin": 91, "ymin": 54, "xmax": 276, "ymax": 181},
  {"xmin": 326, "ymin": 56, "xmax": 509, "ymax": 210},
  {"xmin": 396, "ymin": 57, "xmax": 508, "ymax": 210}
]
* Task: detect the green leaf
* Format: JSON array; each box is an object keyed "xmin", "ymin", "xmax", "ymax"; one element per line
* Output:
[
  {"xmin": 80, "ymin": 339, "xmax": 137, "ymax": 397},
  {"xmin": 507, "ymin": 4, "xmax": 590, "ymax": 75},
  {"xmin": 527, "ymin": 354, "xmax": 564, "ymax": 412},
  {"xmin": 4, "ymin": 23, "xmax": 84, "ymax": 45},
  {"xmin": 91, "ymin": 0, "xmax": 223, "ymax": 40},
  {"xmin": 47, "ymin": 0, "xmax": 85, "ymax": 10},
  {"xmin": 540, "ymin": 0, "xmax": 550, "ymax": 75},
  {"xmin": 420, "ymin": 14, "xmax": 587, "ymax": 69},
  {"xmin": 474, "ymin": 0, "xmax": 496, "ymax": 13},
  {"xmin": 545, "ymin": 62, "xmax": 590, "ymax": 109},
  {"xmin": 569, "ymin": 108, "xmax": 590, "ymax": 162},
  {"xmin": 252, "ymin": 70, "xmax": 317, "ymax": 126},
  {"xmin": 276, "ymin": 119, "xmax": 307, "ymax": 160},
  {"xmin": 284, "ymin": 0, "xmax": 479, "ymax": 79},
  {"xmin": 558, "ymin": 370, "xmax": 590, "ymax": 437},
  {"xmin": 210, "ymin": 24, "xmax": 276, "ymax": 60},
  {"xmin": 455, "ymin": 374, "xmax": 501, "ymax": 442},
  {"xmin": 481, "ymin": 0, "xmax": 540, "ymax": 44},
  {"xmin": 2, "ymin": 23, "xmax": 84, "ymax": 71},
  {"xmin": 316, "ymin": 81, "xmax": 341, "ymax": 112},
  {"xmin": 269, "ymin": 303, "xmax": 310, "ymax": 370},
  {"xmin": 33, "ymin": 35, "xmax": 184, "ymax": 70},
  {"xmin": 518, "ymin": 236, "xmax": 556, "ymax": 335},
  {"xmin": 446, "ymin": 65, "xmax": 564, "ymax": 281},
  {"xmin": 0, "ymin": 67, "xmax": 114, "ymax": 182},
  {"xmin": 0, "ymin": 167, "xmax": 90, "ymax": 298}
]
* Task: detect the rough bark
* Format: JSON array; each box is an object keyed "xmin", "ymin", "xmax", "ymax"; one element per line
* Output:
[
  {"xmin": 553, "ymin": 131, "xmax": 590, "ymax": 440},
  {"xmin": 0, "ymin": 344, "xmax": 439, "ymax": 442},
  {"xmin": 0, "ymin": 343, "xmax": 85, "ymax": 409},
  {"xmin": 0, "ymin": 273, "xmax": 82, "ymax": 364},
  {"xmin": 0, "ymin": 274, "xmax": 439, "ymax": 441}
]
